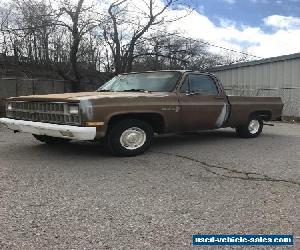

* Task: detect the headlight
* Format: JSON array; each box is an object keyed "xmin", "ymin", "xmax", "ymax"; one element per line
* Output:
[
  {"xmin": 69, "ymin": 105, "xmax": 79, "ymax": 115},
  {"xmin": 7, "ymin": 103, "xmax": 12, "ymax": 111}
]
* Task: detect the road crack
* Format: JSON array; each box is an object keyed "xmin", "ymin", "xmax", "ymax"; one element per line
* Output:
[{"xmin": 151, "ymin": 151, "xmax": 300, "ymax": 186}]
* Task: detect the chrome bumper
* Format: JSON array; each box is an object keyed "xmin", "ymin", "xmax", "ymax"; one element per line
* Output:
[{"xmin": 0, "ymin": 118, "xmax": 96, "ymax": 141}]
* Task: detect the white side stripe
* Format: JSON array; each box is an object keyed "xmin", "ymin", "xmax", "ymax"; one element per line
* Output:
[{"xmin": 215, "ymin": 104, "xmax": 228, "ymax": 128}]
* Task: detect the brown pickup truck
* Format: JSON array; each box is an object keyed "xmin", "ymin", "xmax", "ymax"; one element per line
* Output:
[{"xmin": 0, "ymin": 70, "xmax": 283, "ymax": 156}]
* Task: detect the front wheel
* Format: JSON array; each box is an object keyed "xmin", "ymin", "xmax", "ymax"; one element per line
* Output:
[
  {"xmin": 236, "ymin": 118, "xmax": 263, "ymax": 138},
  {"xmin": 107, "ymin": 119, "xmax": 154, "ymax": 156}
]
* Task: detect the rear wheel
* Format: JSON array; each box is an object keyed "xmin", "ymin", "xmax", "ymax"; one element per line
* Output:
[
  {"xmin": 33, "ymin": 134, "xmax": 71, "ymax": 144},
  {"xmin": 107, "ymin": 119, "xmax": 154, "ymax": 156},
  {"xmin": 236, "ymin": 118, "xmax": 263, "ymax": 138}
]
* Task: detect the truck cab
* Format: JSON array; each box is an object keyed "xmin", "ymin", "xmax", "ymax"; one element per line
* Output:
[{"xmin": 176, "ymin": 72, "xmax": 229, "ymax": 130}]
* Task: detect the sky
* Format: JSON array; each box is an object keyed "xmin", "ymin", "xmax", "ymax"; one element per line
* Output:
[
  {"xmin": 166, "ymin": 0, "xmax": 300, "ymax": 58},
  {"xmin": 1, "ymin": 0, "xmax": 299, "ymax": 59}
]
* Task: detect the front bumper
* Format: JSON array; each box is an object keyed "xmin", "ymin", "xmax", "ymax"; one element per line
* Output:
[{"xmin": 0, "ymin": 118, "xmax": 96, "ymax": 141}]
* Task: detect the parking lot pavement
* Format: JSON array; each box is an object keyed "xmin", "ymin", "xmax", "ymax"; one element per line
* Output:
[{"xmin": 0, "ymin": 122, "xmax": 299, "ymax": 249}]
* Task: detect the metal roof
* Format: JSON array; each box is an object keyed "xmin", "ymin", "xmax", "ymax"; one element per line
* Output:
[{"xmin": 211, "ymin": 52, "xmax": 300, "ymax": 72}]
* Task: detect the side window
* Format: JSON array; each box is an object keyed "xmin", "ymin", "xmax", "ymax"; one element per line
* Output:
[
  {"xmin": 180, "ymin": 76, "xmax": 189, "ymax": 92},
  {"xmin": 189, "ymin": 74, "xmax": 218, "ymax": 95}
]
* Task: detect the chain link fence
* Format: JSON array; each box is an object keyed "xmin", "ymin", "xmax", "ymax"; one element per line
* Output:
[
  {"xmin": 0, "ymin": 78, "xmax": 71, "ymax": 117},
  {"xmin": 0, "ymin": 77, "xmax": 103, "ymax": 117}
]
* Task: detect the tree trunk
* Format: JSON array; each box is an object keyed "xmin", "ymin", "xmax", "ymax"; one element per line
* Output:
[{"xmin": 69, "ymin": 36, "xmax": 81, "ymax": 92}]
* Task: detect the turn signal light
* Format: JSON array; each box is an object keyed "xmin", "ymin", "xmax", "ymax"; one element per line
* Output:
[{"xmin": 86, "ymin": 122, "xmax": 104, "ymax": 127}]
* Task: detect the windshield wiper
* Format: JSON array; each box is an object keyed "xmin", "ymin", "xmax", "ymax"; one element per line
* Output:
[{"xmin": 122, "ymin": 89, "xmax": 151, "ymax": 93}]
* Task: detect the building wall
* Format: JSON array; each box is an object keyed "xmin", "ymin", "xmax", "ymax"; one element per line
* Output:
[{"xmin": 211, "ymin": 57, "xmax": 300, "ymax": 118}]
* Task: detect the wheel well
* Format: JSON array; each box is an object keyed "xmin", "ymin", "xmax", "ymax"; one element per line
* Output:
[
  {"xmin": 107, "ymin": 113, "xmax": 165, "ymax": 134},
  {"xmin": 249, "ymin": 110, "xmax": 272, "ymax": 121}
]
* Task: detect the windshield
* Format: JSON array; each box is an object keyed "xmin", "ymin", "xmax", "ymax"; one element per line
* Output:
[{"xmin": 97, "ymin": 72, "xmax": 181, "ymax": 92}]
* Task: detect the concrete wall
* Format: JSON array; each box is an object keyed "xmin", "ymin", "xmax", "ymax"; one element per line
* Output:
[{"xmin": 211, "ymin": 56, "xmax": 300, "ymax": 118}]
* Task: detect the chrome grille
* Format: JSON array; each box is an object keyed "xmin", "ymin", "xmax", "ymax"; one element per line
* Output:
[{"xmin": 6, "ymin": 101, "xmax": 81, "ymax": 126}]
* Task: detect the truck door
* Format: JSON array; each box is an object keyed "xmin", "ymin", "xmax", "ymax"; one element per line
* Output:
[{"xmin": 178, "ymin": 73, "xmax": 229, "ymax": 131}]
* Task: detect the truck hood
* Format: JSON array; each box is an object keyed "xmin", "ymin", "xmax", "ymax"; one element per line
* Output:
[{"xmin": 9, "ymin": 91, "xmax": 170, "ymax": 102}]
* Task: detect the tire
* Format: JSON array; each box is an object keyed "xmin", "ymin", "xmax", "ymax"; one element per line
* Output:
[
  {"xmin": 236, "ymin": 118, "xmax": 263, "ymax": 138},
  {"xmin": 33, "ymin": 134, "xmax": 71, "ymax": 144},
  {"xmin": 107, "ymin": 119, "xmax": 154, "ymax": 156}
]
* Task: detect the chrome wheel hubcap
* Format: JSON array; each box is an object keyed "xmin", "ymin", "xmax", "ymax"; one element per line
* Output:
[
  {"xmin": 120, "ymin": 127, "xmax": 146, "ymax": 150},
  {"xmin": 248, "ymin": 120, "xmax": 260, "ymax": 134}
]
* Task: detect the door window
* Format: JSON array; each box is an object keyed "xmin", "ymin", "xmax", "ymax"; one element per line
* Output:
[{"xmin": 188, "ymin": 74, "xmax": 218, "ymax": 95}]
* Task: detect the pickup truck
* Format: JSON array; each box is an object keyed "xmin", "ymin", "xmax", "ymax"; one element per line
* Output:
[{"xmin": 0, "ymin": 70, "xmax": 283, "ymax": 156}]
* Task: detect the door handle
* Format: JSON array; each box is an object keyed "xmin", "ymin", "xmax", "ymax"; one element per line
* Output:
[
  {"xmin": 186, "ymin": 92, "xmax": 201, "ymax": 96},
  {"xmin": 214, "ymin": 96, "xmax": 225, "ymax": 99}
]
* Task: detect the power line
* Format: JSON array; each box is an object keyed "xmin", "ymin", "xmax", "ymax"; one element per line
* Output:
[
  {"xmin": 0, "ymin": 24, "xmax": 56, "ymax": 33},
  {"xmin": 173, "ymin": 34, "xmax": 263, "ymax": 59},
  {"xmin": 0, "ymin": 27, "xmax": 35, "ymax": 32}
]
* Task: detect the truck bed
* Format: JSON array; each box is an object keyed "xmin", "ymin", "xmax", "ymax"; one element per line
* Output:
[{"xmin": 226, "ymin": 96, "xmax": 283, "ymax": 127}]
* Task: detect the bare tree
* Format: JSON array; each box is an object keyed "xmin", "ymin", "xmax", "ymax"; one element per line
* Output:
[
  {"xmin": 0, "ymin": 3, "xmax": 12, "ymax": 56},
  {"xmin": 103, "ymin": 0, "xmax": 188, "ymax": 75},
  {"xmin": 0, "ymin": 0, "xmax": 251, "ymax": 89},
  {"xmin": 132, "ymin": 32, "xmax": 231, "ymax": 71},
  {"xmin": 8, "ymin": 0, "xmax": 56, "ymax": 63},
  {"xmin": 56, "ymin": 0, "xmax": 98, "ymax": 91}
]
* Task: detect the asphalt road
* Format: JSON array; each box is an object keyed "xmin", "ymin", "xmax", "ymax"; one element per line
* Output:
[{"xmin": 0, "ymin": 122, "xmax": 299, "ymax": 250}]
